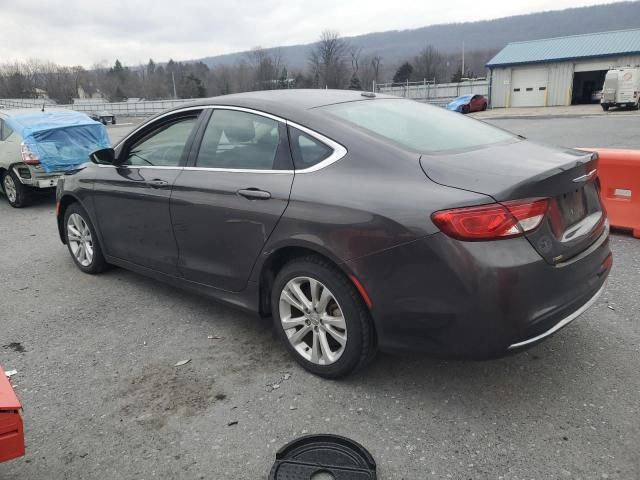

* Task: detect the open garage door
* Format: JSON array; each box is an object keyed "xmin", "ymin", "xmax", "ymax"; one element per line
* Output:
[
  {"xmin": 572, "ymin": 70, "xmax": 607, "ymax": 104},
  {"xmin": 511, "ymin": 68, "xmax": 548, "ymax": 107}
]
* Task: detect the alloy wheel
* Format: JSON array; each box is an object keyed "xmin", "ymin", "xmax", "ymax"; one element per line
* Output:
[
  {"xmin": 3, "ymin": 175, "xmax": 17, "ymax": 204},
  {"xmin": 279, "ymin": 276, "xmax": 347, "ymax": 365},
  {"xmin": 67, "ymin": 213, "xmax": 94, "ymax": 267}
]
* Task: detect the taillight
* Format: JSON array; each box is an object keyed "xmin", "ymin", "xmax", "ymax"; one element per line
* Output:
[
  {"xmin": 431, "ymin": 198, "xmax": 549, "ymax": 241},
  {"xmin": 21, "ymin": 143, "xmax": 40, "ymax": 165}
]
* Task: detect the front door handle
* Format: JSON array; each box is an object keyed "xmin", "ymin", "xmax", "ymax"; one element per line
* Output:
[
  {"xmin": 237, "ymin": 188, "xmax": 271, "ymax": 200},
  {"xmin": 148, "ymin": 179, "xmax": 170, "ymax": 188}
]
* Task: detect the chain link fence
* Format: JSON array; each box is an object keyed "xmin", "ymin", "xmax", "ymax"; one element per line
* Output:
[
  {"xmin": 0, "ymin": 98, "xmax": 196, "ymax": 116},
  {"xmin": 376, "ymin": 79, "xmax": 489, "ymax": 106},
  {"xmin": 2, "ymin": 80, "xmax": 490, "ymax": 114}
]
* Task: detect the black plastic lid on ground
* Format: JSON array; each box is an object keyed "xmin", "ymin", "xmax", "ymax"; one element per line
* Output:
[{"xmin": 269, "ymin": 434, "xmax": 377, "ymax": 480}]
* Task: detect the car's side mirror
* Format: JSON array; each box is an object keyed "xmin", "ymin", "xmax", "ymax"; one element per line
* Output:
[{"xmin": 91, "ymin": 148, "xmax": 116, "ymax": 165}]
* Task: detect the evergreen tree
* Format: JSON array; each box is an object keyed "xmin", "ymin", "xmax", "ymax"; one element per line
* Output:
[{"xmin": 393, "ymin": 62, "xmax": 413, "ymax": 84}]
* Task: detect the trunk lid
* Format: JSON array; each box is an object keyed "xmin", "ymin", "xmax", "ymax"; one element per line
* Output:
[{"xmin": 420, "ymin": 140, "xmax": 606, "ymax": 264}]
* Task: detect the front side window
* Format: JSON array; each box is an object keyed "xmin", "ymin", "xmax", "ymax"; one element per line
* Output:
[
  {"xmin": 124, "ymin": 116, "xmax": 197, "ymax": 167},
  {"xmin": 288, "ymin": 127, "xmax": 333, "ymax": 169},
  {"xmin": 195, "ymin": 110, "xmax": 282, "ymax": 170},
  {"xmin": 321, "ymin": 99, "xmax": 514, "ymax": 153}
]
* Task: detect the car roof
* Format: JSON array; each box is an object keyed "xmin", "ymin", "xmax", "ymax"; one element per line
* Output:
[
  {"xmin": 0, "ymin": 107, "xmax": 75, "ymax": 117},
  {"xmin": 169, "ymin": 89, "xmax": 398, "ymax": 119}
]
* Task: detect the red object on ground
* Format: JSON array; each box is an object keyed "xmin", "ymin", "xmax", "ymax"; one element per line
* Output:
[
  {"xmin": 0, "ymin": 366, "xmax": 25, "ymax": 463},
  {"xmin": 579, "ymin": 148, "xmax": 640, "ymax": 239}
]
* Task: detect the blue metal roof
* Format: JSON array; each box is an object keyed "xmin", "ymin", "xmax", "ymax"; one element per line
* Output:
[{"xmin": 487, "ymin": 29, "xmax": 640, "ymax": 67}]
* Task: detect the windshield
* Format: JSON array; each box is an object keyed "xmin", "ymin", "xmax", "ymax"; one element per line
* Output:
[
  {"xmin": 321, "ymin": 99, "xmax": 515, "ymax": 153},
  {"xmin": 455, "ymin": 95, "xmax": 473, "ymax": 101}
]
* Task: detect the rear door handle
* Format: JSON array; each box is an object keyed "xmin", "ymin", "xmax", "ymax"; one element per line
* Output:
[
  {"xmin": 237, "ymin": 188, "xmax": 271, "ymax": 200},
  {"xmin": 148, "ymin": 179, "xmax": 170, "ymax": 188}
]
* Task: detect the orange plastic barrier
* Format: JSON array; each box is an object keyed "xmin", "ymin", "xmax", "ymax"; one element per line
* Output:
[
  {"xmin": 0, "ymin": 367, "xmax": 24, "ymax": 463},
  {"xmin": 579, "ymin": 148, "xmax": 640, "ymax": 239}
]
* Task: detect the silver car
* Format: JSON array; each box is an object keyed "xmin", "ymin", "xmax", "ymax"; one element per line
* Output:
[{"xmin": 0, "ymin": 109, "xmax": 96, "ymax": 207}]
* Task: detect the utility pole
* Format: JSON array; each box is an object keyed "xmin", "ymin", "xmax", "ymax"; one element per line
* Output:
[
  {"xmin": 462, "ymin": 41, "xmax": 465, "ymax": 78},
  {"xmin": 171, "ymin": 72, "xmax": 177, "ymax": 99}
]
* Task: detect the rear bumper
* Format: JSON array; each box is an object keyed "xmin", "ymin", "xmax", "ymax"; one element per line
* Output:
[
  {"xmin": 507, "ymin": 281, "xmax": 605, "ymax": 349},
  {"xmin": 12, "ymin": 165, "xmax": 62, "ymax": 189},
  {"xmin": 346, "ymin": 229, "xmax": 611, "ymax": 358}
]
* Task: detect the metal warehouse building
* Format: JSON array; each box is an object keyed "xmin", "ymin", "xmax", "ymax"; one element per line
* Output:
[{"xmin": 487, "ymin": 29, "xmax": 640, "ymax": 108}]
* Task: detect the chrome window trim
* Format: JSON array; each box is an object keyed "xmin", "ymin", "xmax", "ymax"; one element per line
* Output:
[
  {"xmin": 112, "ymin": 104, "xmax": 347, "ymax": 174},
  {"xmin": 183, "ymin": 166, "xmax": 294, "ymax": 174},
  {"xmin": 96, "ymin": 164, "xmax": 183, "ymax": 170},
  {"xmin": 286, "ymin": 120, "xmax": 348, "ymax": 174},
  {"xmin": 508, "ymin": 282, "xmax": 606, "ymax": 350}
]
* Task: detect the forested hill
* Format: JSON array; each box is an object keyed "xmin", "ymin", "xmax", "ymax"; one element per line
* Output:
[{"xmin": 195, "ymin": 1, "xmax": 640, "ymax": 69}]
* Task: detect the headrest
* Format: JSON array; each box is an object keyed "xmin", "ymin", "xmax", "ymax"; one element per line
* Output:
[{"xmin": 223, "ymin": 115, "xmax": 255, "ymax": 143}]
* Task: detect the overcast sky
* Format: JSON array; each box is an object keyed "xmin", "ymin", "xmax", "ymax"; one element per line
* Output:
[{"xmin": 0, "ymin": 0, "xmax": 609, "ymax": 66}]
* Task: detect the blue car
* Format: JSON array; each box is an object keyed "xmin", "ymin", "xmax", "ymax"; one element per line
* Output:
[{"xmin": 446, "ymin": 94, "xmax": 487, "ymax": 113}]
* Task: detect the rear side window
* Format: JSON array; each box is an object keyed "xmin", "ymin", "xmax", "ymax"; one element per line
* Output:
[
  {"xmin": 196, "ymin": 109, "xmax": 285, "ymax": 170},
  {"xmin": 288, "ymin": 127, "xmax": 333, "ymax": 169},
  {"xmin": 321, "ymin": 99, "xmax": 514, "ymax": 153},
  {"xmin": 0, "ymin": 119, "xmax": 14, "ymax": 141}
]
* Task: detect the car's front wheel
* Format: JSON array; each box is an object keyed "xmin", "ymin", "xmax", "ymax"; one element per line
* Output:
[
  {"xmin": 272, "ymin": 257, "xmax": 376, "ymax": 378},
  {"xmin": 462, "ymin": 105, "xmax": 470, "ymax": 114},
  {"xmin": 64, "ymin": 203, "xmax": 107, "ymax": 274},
  {"xmin": 2, "ymin": 170, "xmax": 31, "ymax": 208}
]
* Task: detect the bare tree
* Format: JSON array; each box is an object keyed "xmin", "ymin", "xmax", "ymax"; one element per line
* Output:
[
  {"xmin": 308, "ymin": 30, "xmax": 350, "ymax": 89},
  {"xmin": 349, "ymin": 45, "xmax": 363, "ymax": 76},
  {"xmin": 414, "ymin": 45, "xmax": 445, "ymax": 83},
  {"xmin": 371, "ymin": 55, "xmax": 382, "ymax": 83}
]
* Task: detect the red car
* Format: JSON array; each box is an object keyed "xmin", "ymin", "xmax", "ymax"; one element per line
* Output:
[{"xmin": 446, "ymin": 94, "xmax": 488, "ymax": 113}]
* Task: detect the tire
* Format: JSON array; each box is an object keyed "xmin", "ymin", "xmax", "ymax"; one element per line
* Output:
[
  {"xmin": 462, "ymin": 105, "xmax": 470, "ymax": 114},
  {"xmin": 2, "ymin": 170, "xmax": 32, "ymax": 208},
  {"xmin": 112, "ymin": 117, "xmax": 116, "ymax": 125},
  {"xmin": 63, "ymin": 203, "xmax": 107, "ymax": 274},
  {"xmin": 271, "ymin": 256, "xmax": 376, "ymax": 378},
  {"xmin": 482, "ymin": 103, "xmax": 487, "ymax": 111},
  {"xmin": 601, "ymin": 104, "xmax": 609, "ymax": 111},
  {"xmin": 101, "ymin": 119, "xmax": 107, "ymax": 125}
]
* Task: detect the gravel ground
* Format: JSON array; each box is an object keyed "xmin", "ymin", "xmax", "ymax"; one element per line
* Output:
[{"xmin": 0, "ymin": 114, "xmax": 639, "ymax": 479}]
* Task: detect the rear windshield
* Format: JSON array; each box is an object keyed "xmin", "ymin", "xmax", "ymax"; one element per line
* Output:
[{"xmin": 321, "ymin": 99, "xmax": 514, "ymax": 153}]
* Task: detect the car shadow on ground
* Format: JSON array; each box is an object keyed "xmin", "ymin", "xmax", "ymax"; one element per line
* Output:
[{"xmin": 98, "ymin": 261, "xmax": 605, "ymax": 411}]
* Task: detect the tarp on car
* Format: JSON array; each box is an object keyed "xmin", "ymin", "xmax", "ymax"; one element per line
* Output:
[{"xmin": 4, "ymin": 110, "xmax": 111, "ymax": 173}]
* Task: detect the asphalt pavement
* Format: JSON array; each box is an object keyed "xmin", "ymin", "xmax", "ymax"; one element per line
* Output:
[{"xmin": 0, "ymin": 113, "xmax": 638, "ymax": 479}]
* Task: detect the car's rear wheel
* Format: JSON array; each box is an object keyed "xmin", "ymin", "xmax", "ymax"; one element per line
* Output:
[
  {"xmin": 271, "ymin": 257, "xmax": 376, "ymax": 378},
  {"xmin": 111, "ymin": 117, "xmax": 116, "ymax": 125},
  {"xmin": 482, "ymin": 102, "xmax": 487, "ymax": 111},
  {"xmin": 601, "ymin": 104, "xmax": 609, "ymax": 111},
  {"xmin": 2, "ymin": 170, "xmax": 31, "ymax": 208},
  {"xmin": 64, "ymin": 203, "xmax": 107, "ymax": 274}
]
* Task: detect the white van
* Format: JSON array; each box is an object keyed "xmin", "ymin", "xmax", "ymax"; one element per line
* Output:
[{"xmin": 601, "ymin": 67, "xmax": 640, "ymax": 111}]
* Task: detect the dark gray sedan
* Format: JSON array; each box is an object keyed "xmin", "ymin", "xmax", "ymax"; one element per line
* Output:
[{"xmin": 56, "ymin": 90, "xmax": 611, "ymax": 378}]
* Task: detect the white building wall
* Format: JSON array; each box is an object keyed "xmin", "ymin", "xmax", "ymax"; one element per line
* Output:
[
  {"xmin": 488, "ymin": 67, "xmax": 511, "ymax": 108},
  {"xmin": 489, "ymin": 54, "xmax": 640, "ymax": 108}
]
